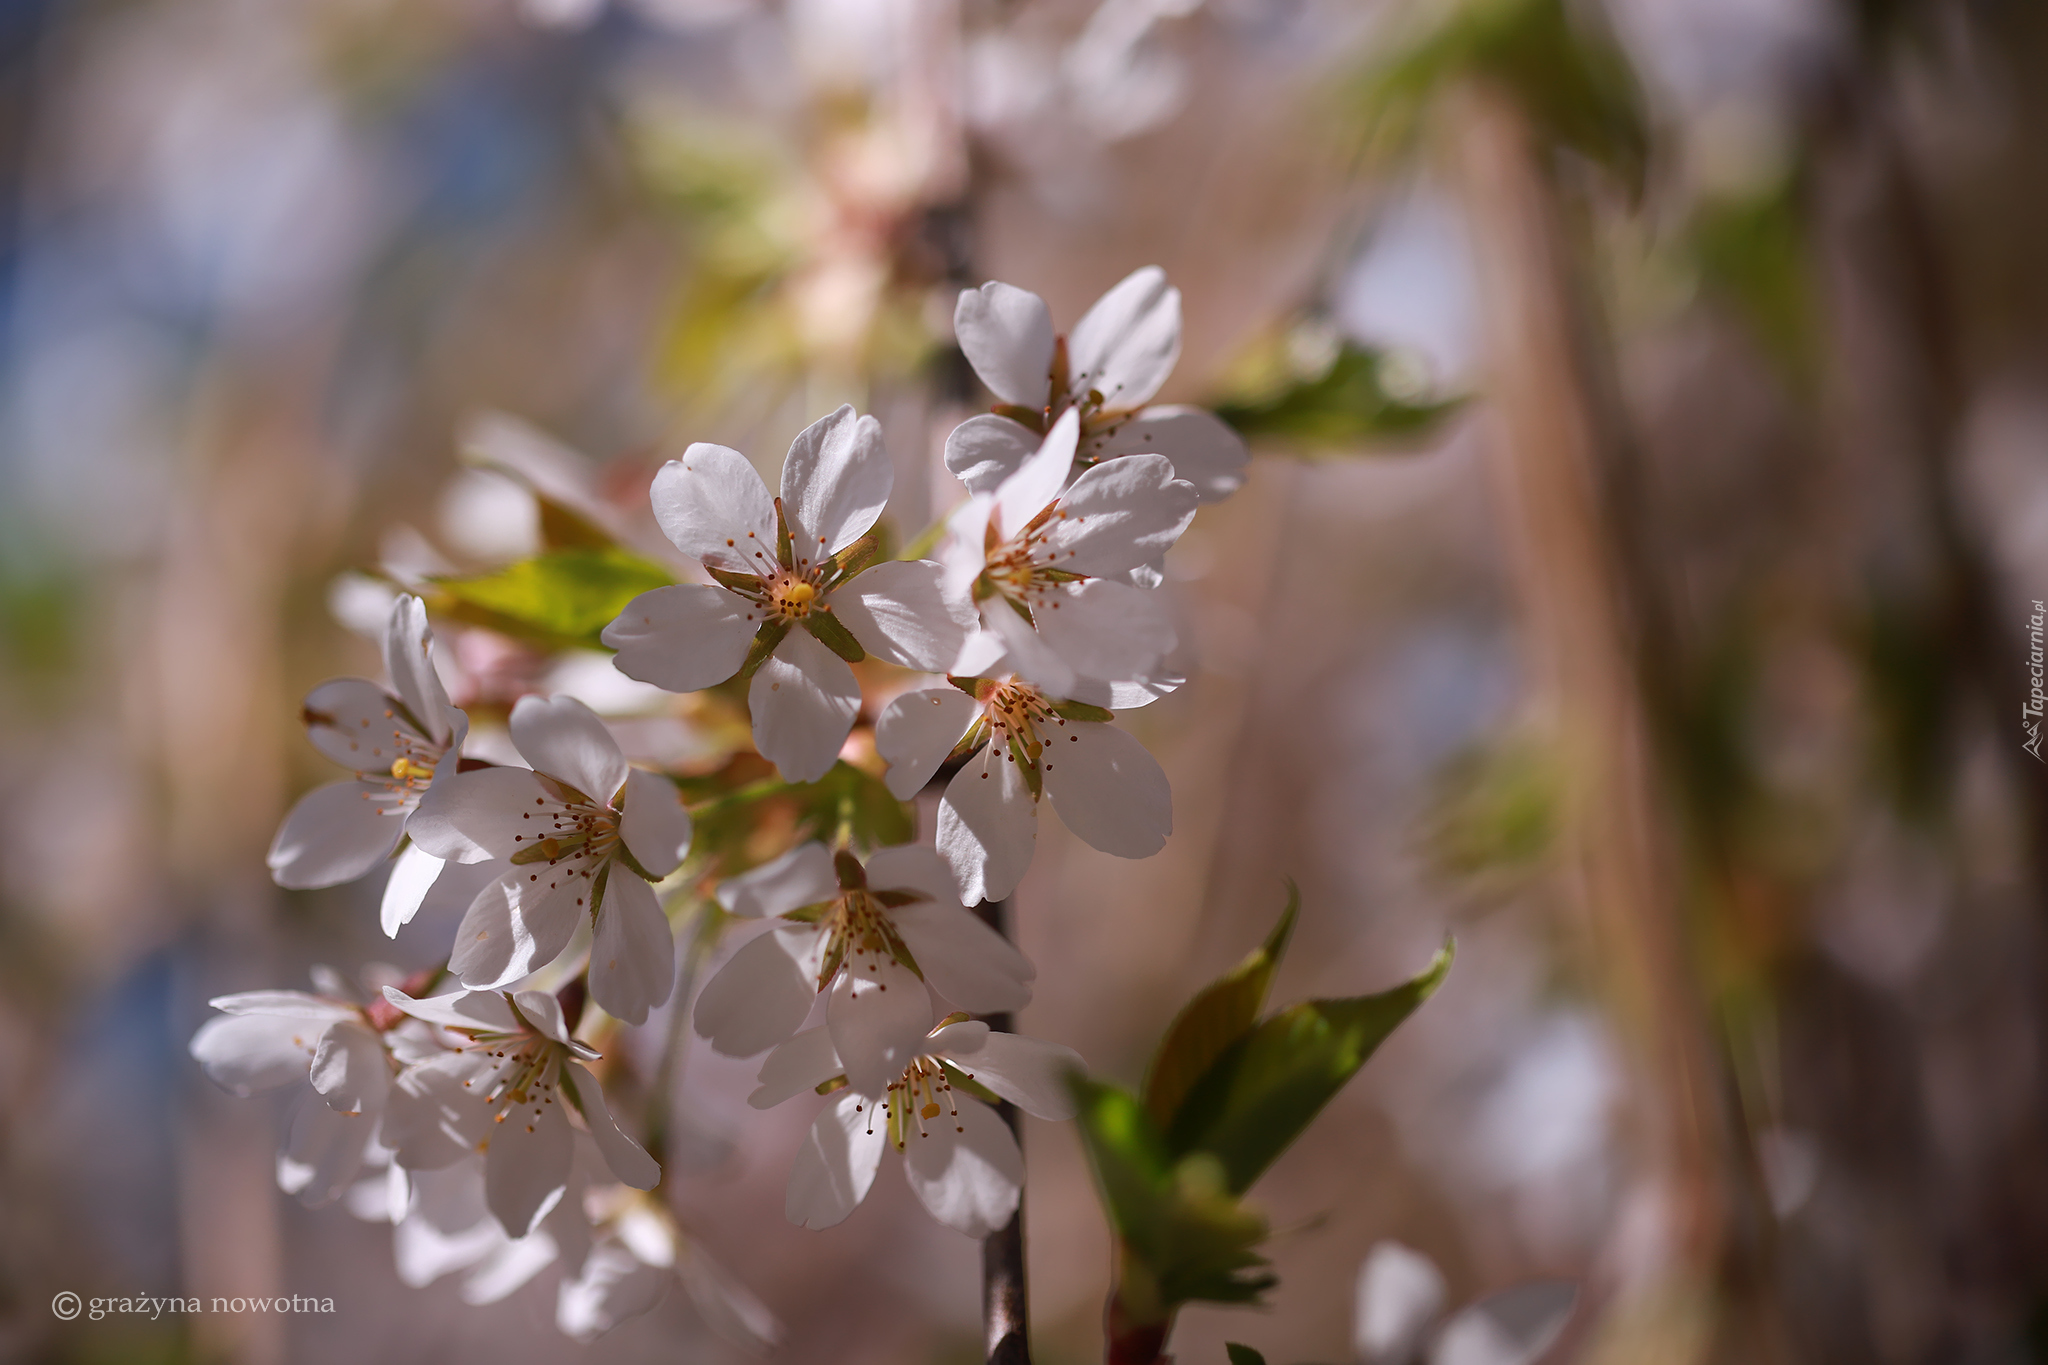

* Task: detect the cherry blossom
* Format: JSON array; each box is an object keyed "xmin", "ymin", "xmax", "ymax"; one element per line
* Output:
[
  {"xmin": 876, "ymin": 673, "xmax": 1172, "ymax": 903},
  {"xmin": 267, "ymin": 595, "xmax": 475, "ymax": 937},
  {"xmin": 602, "ymin": 405, "xmax": 971, "ymax": 782},
  {"xmin": 692, "ymin": 841, "xmax": 1034, "ymax": 1087},
  {"xmin": 380, "ymin": 987, "xmax": 661, "ymax": 1238},
  {"xmin": 407, "ymin": 695, "xmax": 693, "ymax": 1025},
  {"xmin": 948, "ymin": 266, "xmax": 1249, "ymax": 505},
  {"xmin": 753, "ymin": 1016, "xmax": 1081, "ymax": 1237},
  {"xmin": 941, "ymin": 408, "xmax": 1196, "ymax": 695}
]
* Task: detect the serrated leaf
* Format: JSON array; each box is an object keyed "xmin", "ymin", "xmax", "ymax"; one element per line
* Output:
[
  {"xmin": 803, "ymin": 609, "xmax": 867, "ymax": 663},
  {"xmin": 1070, "ymin": 1076, "xmax": 1276, "ymax": 1314},
  {"xmin": 1166, "ymin": 942, "xmax": 1455, "ymax": 1194},
  {"xmin": 1144, "ymin": 884, "xmax": 1300, "ymax": 1130},
  {"xmin": 430, "ymin": 548, "xmax": 675, "ymax": 650},
  {"xmin": 1215, "ymin": 344, "xmax": 1463, "ymax": 451}
]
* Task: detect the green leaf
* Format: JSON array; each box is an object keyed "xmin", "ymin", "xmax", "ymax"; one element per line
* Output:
[
  {"xmin": 430, "ymin": 548, "xmax": 675, "ymax": 650},
  {"xmin": 803, "ymin": 609, "xmax": 867, "ymax": 663},
  {"xmin": 1225, "ymin": 1346, "xmax": 1269, "ymax": 1365},
  {"xmin": 1166, "ymin": 942, "xmax": 1455, "ymax": 1194},
  {"xmin": 1144, "ymin": 884, "xmax": 1300, "ymax": 1131},
  {"xmin": 1215, "ymin": 344, "xmax": 1463, "ymax": 451},
  {"xmin": 1070, "ymin": 1076, "xmax": 1276, "ymax": 1315}
]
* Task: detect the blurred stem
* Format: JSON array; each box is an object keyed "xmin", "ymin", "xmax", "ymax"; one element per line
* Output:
[
  {"xmin": 973, "ymin": 895, "xmax": 1032, "ymax": 1365},
  {"xmin": 1103, "ymin": 1249, "xmax": 1170, "ymax": 1365},
  {"xmin": 645, "ymin": 897, "xmax": 715, "ymax": 1170},
  {"xmin": 1444, "ymin": 79, "xmax": 1775, "ymax": 1357}
]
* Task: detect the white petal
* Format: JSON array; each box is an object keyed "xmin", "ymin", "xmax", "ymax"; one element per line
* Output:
[
  {"xmin": 693, "ymin": 924, "xmax": 824, "ymax": 1057},
  {"xmin": 206, "ymin": 990, "xmax": 357, "ymax": 1020},
  {"xmin": 950, "ymin": 625, "xmax": 1013, "ymax": 683},
  {"xmin": 876, "ymin": 687, "xmax": 980, "ymax": 800},
  {"xmin": 996, "ymin": 409, "xmax": 1080, "ymax": 540},
  {"xmin": 300, "ymin": 678, "xmax": 427, "ymax": 771},
  {"xmin": 448, "ymin": 865, "xmax": 592, "ymax": 990},
  {"xmin": 936, "ymin": 741, "xmax": 1039, "ymax": 904},
  {"xmin": 1354, "ymin": 1240, "xmax": 1447, "ymax": 1364},
  {"xmin": 407, "ymin": 766, "xmax": 551, "ymax": 863},
  {"xmin": 1043, "ymin": 721, "xmax": 1171, "ymax": 859},
  {"xmin": 716, "ymin": 841, "xmax": 838, "ymax": 918},
  {"xmin": 382, "ymin": 594, "xmax": 455, "ymax": 746},
  {"xmin": 619, "ymin": 767, "xmax": 692, "ymax": 877},
  {"xmin": 749, "ymin": 1026, "xmax": 844, "ymax": 1109},
  {"xmin": 978, "ymin": 601, "xmax": 1081, "ymax": 698},
  {"xmin": 674, "ymin": 1237, "xmax": 782, "ymax": 1351},
  {"xmin": 900, "ymin": 1096, "xmax": 1022, "ymax": 1238},
  {"xmin": 1086, "ymin": 405, "xmax": 1249, "ymax": 503},
  {"xmin": 381, "ymin": 986, "xmax": 520, "ymax": 1034},
  {"xmin": 1067, "ymin": 266, "xmax": 1180, "ymax": 411},
  {"xmin": 955, "ymin": 281, "xmax": 1056, "ymax": 407},
  {"xmin": 928, "ymin": 1019, "xmax": 991, "ymax": 1055},
  {"xmin": 862, "ymin": 843, "xmax": 963, "ymax": 907},
  {"xmin": 189, "ymin": 1014, "xmax": 318, "ymax": 1094},
  {"xmin": 949, "ymin": 1032, "xmax": 1082, "ymax": 1120},
  {"xmin": 826, "ymin": 953, "xmax": 932, "ymax": 1097},
  {"xmin": 785, "ymin": 1090, "xmax": 886, "ymax": 1230},
  {"xmin": 381, "ymin": 844, "xmax": 446, "ymax": 938},
  {"xmin": 749, "ymin": 630, "xmax": 860, "ymax": 783},
  {"xmin": 1032, "ymin": 578, "xmax": 1177, "ymax": 687},
  {"xmin": 601, "ymin": 584, "xmax": 758, "ymax": 693},
  {"xmin": 282, "ymin": 1089, "xmax": 371, "ymax": 1207},
  {"xmin": 557, "ymin": 1241, "xmax": 669, "ymax": 1343},
  {"xmin": 567, "ymin": 1061, "xmax": 662, "ymax": 1190},
  {"xmin": 588, "ymin": 872, "xmax": 675, "ymax": 1026},
  {"xmin": 892, "ymin": 904, "xmax": 1034, "ymax": 1014},
  {"xmin": 829, "ymin": 558, "xmax": 973, "ymax": 671},
  {"xmin": 1431, "ymin": 1281, "xmax": 1578, "ymax": 1365},
  {"xmin": 510, "ymin": 694, "xmax": 628, "ymax": 805},
  {"xmin": 781, "ymin": 404, "xmax": 892, "ymax": 564},
  {"xmin": 385, "ymin": 1052, "xmax": 494, "ymax": 1171},
  {"xmin": 485, "ymin": 1097, "xmax": 573, "ymax": 1236},
  {"xmin": 395, "ymin": 1191, "xmax": 505, "ymax": 1286},
  {"xmin": 509, "ymin": 989, "xmax": 579, "ymax": 1048},
  {"xmin": 267, "ymin": 779, "xmax": 405, "ymax": 889},
  {"xmin": 1041, "ymin": 454, "xmax": 1198, "ymax": 578},
  {"xmin": 462, "ymin": 1227, "xmax": 562, "ymax": 1305},
  {"xmin": 944, "ymin": 413, "xmax": 1042, "ymax": 495},
  {"xmin": 649, "ymin": 443, "xmax": 778, "ymax": 574},
  {"xmin": 311, "ymin": 1021, "xmax": 390, "ymax": 1117}
]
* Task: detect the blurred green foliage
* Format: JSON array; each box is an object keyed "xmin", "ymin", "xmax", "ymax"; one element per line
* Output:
[
  {"xmin": 1687, "ymin": 178, "xmax": 1821, "ymax": 384},
  {"xmin": 1421, "ymin": 737, "xmax": 1560, "ymax": 885},
  {"xmin": 427, "ymin": 547, "xmax": 675, "ymax": 651},
  {"xmin": 1215, "ymin": 341, "xmax": 1463, "ymax": 452}
]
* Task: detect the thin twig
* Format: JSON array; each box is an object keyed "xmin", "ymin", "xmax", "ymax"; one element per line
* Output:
[{"xmin": 973, "ymin": 896, "xmax": 1031, "ymax": 1365}]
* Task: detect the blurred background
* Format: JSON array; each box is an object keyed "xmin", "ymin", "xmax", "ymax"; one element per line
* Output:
[{"xmin": 4, "ymin": 0, "xmax": 2048, "ymax": 1361}]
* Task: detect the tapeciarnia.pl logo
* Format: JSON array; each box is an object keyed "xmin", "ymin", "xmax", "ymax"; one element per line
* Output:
[{"xmin": 2026, "ymin": 599, "xmax": 2045, "ymax": 761}]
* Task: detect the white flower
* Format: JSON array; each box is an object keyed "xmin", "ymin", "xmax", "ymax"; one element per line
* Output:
[
  {"xmin": 875, "ymin": 674, "xmax": 1171, "ymax": 904},
  {"xmin": 948, "ymin": 266, "xmax": 1249, "ymax": 506},
  {"xmin": 391, "ymin": 1156, "xmax": 591, "ymax": 1308},
  {"xmin": 941, "ymin": 409, "xmax": 1196, "ymax": 695},
  {"xmin": 267, "ymin": 595, "xmax": 475, "ymax": 938},
  {"xmin": 558, "ymin": 1187, "xmax": 781, "ymax": 1349},
  {"xmin": 752, "ymin": 1016, "xmax": 1082, "ymax": 1238},
  {"xmin": 602, "ymin": 405, "xmax": 972, "ymax": 783},
  {"xmin": 189, "ymin": 983, "xmax": 404, "ymax": 1207},
  {"xmin": 692, "ymin": 841, "xmax": 1034, "ymax": 1087},
  {"xmin": 380, "ymin": 987, "xmax": 661, "ymax": 1238},
  {"xmin": 407, "ymin": 694, "xmax": 693, "ymax": 1025}
]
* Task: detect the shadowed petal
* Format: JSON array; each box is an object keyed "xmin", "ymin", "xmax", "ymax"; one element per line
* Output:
[
  {"xmin": 268, "ymin": 779, "xmax": 406, "ymax": 889},
  {"xmin": 510, "ymin": 694, "xmax": 627, "ymax": 805},
  {"xmin": 944, "ymin": 413, "xmax": 1041, "ymax": 494},
  {"xmin": 829, "ymin": 558, "xmax": 973, "ymax": 671},
  {"xmin": 650, "ymin": 443, "xmax": 777, "ymax": 574},
  {"xmin": 1067, "ymin": 266, "xmax": 1180, "ymax": 411},
  {"xmin": 619, "ymin": 767, "xmax": 692, "ymax": 877},
  {"xmin": 693, "ymin": 924, "xmax": 824, "ymax": 1057},
  {"xmin": 785, "ymin": 1090, "xmax": 886, "ymax": 1230},
  {"xmin": 1085, "ymin": 405, "xmax": 1248, "ymax": 504},
  {"xmin": 1043, "ymin": 722, "xmax": 1171, "ymax": 859},
  {"xmin": 900, "ymin": 1095, "xmax": 1023, "ymax": 1237},
  {"xmin": 716, "ymin": 841, "xmax": 837, "ymax": 918},
  {"xmin": 588, "ymin": 873, "xmax": 675, "ymax": 1026},
  {"xmin": 601, "ymin": 584, "xmax": 758, "ymax": 694},
  {"xmin": 876, "ymin": 688, "xmax": 979, "ymax": 800},
  {"xmin": 936, "ymin": 748, "xmax": 1038, "ymax": 905},
  {"xmin": 749, "ymin": 630, "xmax": 860, "ymax": 784},
  {"xmin": 955, "ymin": 282, "xmax": 1056, "ymax": 407}
]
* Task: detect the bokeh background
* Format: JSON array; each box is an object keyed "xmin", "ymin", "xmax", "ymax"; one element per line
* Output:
[{"xmin": 4, "ymin": 0, "xmax": 2048, "ymax": 1362}]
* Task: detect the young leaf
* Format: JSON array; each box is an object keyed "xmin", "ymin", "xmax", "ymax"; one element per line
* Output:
[
  {"xmin": 1070, "ymin": 1076, "xmax": 1276, "ymax": 1313},
  {"xmin": 1166, "ymin": 942, "xmax": 1455, "ymax": 1194},
  {"xmin": 1215, "ymin": 344, "xmax": 1462, "ymax": 451},
  {"xmin": 430, "ymin": 548, "xmax": 675, "ymax": 650},
  {"xmin": 1224, "ymin": 1346, "xmax": 1268, "ymax": 1365},
  {"xmin": 1143, "ymin": 884, "xmax": 1300, "ymax": 1130}
]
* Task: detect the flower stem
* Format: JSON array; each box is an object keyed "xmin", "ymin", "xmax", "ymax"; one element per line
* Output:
[{"xmin": 973, "ymin": 896, "xmax": 1031, "ymax": 1365}]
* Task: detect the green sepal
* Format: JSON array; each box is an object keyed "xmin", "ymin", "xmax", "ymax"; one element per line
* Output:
[
  {"xmin": 814, "ymin": 1075, "xmax": 848, "ymax": 1096},
  {"xmin": 940, "ymin": 1060, "xmax": 1003, "ymax": 1108},
  {"xmin": 1009, "ymin": 733, "xmax": 1043, "ymax": 799},
  {"xmin": 706, "ymin": 565, "xmax": 765, "ymax": 597},
  {"xmin": 803, "ymin": 609, "xmax": 867, "ymax": 663},
  {"xmin": 772, "ymin": 497, "xmax": 796, "ymax": 571},
  {"xmin": 1052, "ymin": 699, "xmax": 1115, "ymax": 724},
  {"xmin": 826, "ymin": 531, "xmax": 882, "ymax": 587},
  {"xmin": 990, "ymin": 403, "xmax": 1047, "ymax": 433},
  {"xmin": 738, "ymin": 620, "xmax": 791, "ymax": 682},
  {"xmin": 1144, "ymin": 883, "xmax": 1299, "ymax": 1131},
  {"xmin": 946, "ymin": 675, "xmax": 983, "ymax": 696},
  {"xmin": 1004, "ymin": 594, "xmax": 1036, "ymax": 629},
  {"xmin": 1165, "ymin": 940, "xmax": 1455, "ymax": 1194}
]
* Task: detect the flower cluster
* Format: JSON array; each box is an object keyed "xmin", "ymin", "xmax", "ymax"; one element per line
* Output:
[{"xmin": 191, "ymin": 266, "xmax": 1242, "ymax": 1337}]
